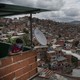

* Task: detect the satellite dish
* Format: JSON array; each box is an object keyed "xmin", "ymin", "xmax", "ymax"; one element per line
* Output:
[{"xmin": 34, "ymin": 28, "xmax": 47, "ymax": 45}]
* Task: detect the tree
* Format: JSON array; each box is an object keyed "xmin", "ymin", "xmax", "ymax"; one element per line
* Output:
[{"xmin": 23, "ymin": 28, "xmax": 31, "ymax": 46}]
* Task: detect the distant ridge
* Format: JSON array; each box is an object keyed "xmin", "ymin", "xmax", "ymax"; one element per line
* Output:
[{"xmin": 69, "ymin": 21, "xmax": 80, "ymax": 25}]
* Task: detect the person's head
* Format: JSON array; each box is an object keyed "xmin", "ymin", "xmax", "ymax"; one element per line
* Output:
[{"xmin": 16, "ymin": 38, "xmax": 23, "ymax": 48}]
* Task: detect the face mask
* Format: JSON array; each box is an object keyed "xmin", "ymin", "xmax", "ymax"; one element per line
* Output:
[{"xmin": 16, "ymin": 44, "xmax": 23, "ymax": 48}]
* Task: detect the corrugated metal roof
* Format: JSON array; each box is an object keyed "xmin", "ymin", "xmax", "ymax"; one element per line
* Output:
[{"xmin": 0, "ymin": 3, "xmax": 50, "ymax": 17}]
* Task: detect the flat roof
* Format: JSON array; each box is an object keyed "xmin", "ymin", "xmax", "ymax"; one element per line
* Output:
[
  {"xmin": 0, "ymin": 3, "xmax": 50, "ymax": 17},
  {"xmin": 62, "ymin": 49, "xmax": 80, "ymax": 60}
]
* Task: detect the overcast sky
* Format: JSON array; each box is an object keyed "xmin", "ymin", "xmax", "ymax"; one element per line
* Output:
[{"xmin": 1, "ymin": 0, "xmax": 80, "ymax": 22}]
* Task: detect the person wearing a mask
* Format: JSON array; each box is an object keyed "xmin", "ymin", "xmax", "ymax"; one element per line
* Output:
[{"xmin": 9, "ymin": 38, "xmax": 23, "ymax": 55}]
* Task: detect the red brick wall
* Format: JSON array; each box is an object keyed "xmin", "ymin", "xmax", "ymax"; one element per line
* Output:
[
  {"xmin": 64, "ymin": 55, "xmax": 72, "ymax": 64},
  {"xmin": 0, "ymin": 50, "xmax": 38, "ymax": 80}
]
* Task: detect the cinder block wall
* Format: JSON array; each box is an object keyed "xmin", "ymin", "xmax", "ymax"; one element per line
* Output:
[{"xmin": 0, "ymin": 50, "xmax": 38, "ymax": 80}]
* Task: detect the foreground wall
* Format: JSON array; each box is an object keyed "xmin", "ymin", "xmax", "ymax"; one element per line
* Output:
[{"xmin": 0, "ymin": 50, "xmax": 38, "ymax": 80}]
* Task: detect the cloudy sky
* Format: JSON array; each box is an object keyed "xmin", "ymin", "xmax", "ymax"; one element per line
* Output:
[{"xmin": 1, "ymin": 0, "xmax": 80, "ymax": 22}]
